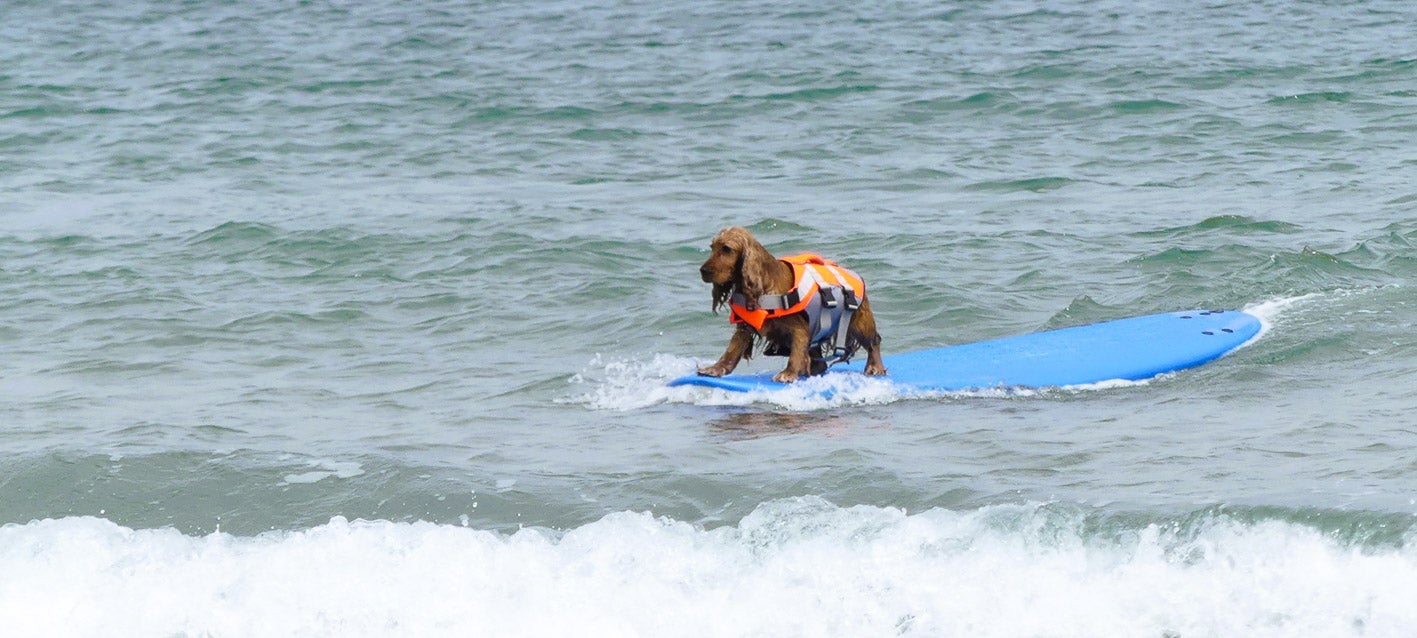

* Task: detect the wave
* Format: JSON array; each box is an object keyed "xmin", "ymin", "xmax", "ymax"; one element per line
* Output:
[
  {"xmin": 963, "ymin": 176, "xmax": 1079, "ymax": 193},
  {"xmin": 1130, "ymin": 214, "xmax": 1305, "ymax": 238},
  {"xmin": 565, "ymin": 353, "xmax": 1108, "ymax": 412},
  {"xmin": 569, "ymin": 295, "xmax": 1327, "ymax": 411},
  {"xmin": 3, "ymin": 499, "xmax": 1413, "ymax": 637}
]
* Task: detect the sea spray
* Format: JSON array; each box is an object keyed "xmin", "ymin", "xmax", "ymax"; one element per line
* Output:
[{"xmin": 4, "ymin": 500, "xmax": 1414, "ymax": 637}]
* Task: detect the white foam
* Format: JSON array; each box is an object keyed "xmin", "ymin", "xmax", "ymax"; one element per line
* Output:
[
  {"xmin": 563, "ymin": 353, "xmax": 910, "ymax": 410},
  {"xmin": 1243, "ymin": 292, "xmax": 1324, "ymax": 343},
  {"xmin": 563, "ymin": 353, "xmax": 727, "ymax": 410},
  {"xmin": 566, "ymin": 352, "xmax": 1170, "ymax": 411},
  {"xmin": 2, "ymin": 500, "xmax": 1415, "ymax": 638},
  {"xmin": 281, "ymin": 459, "xmax": 366, "ymax": 485},
  {"xmin": 738, "ymin": 372, "xmax": 907, "ymax": 410}
]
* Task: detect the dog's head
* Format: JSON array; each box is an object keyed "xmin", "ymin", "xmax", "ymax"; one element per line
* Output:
[{"xmin": 700, "ymin": 226, "xmax": 774, "ymax": 313}]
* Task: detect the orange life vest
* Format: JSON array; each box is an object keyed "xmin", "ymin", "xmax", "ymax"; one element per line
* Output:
[{"xmin": 729, "ymin": 253, "xmax": 866, "ymax": 334}]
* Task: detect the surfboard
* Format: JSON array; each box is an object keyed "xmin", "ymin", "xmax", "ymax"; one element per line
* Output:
[{"xmin": 668, "ymin": 309, "xmax": 1261, "ymax": 393}]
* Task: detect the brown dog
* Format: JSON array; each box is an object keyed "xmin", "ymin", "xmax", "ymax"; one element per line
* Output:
[{"xmin": 697, "ymin": 226, "xmax": 886, "ymax": 383}]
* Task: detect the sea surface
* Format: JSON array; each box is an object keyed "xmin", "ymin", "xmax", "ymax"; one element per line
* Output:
[{"xmin": 4, "ymin": 0, "xmax": 1417, "ymax": 636}]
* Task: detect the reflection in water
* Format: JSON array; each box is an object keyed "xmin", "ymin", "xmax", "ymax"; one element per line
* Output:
[{"xmin": 708, "ymin": 410, "xmax": 891, "ymax": 441}]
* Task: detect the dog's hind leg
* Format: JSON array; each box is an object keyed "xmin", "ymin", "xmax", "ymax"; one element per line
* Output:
[{"xmin": 852, "ymin": 298, "xmax": 887, "ymax": 376}]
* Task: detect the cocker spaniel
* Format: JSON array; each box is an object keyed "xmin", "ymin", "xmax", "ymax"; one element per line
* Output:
[{"xmin": 697, "ymin": 226, "xmax": 886, "ymax": 383}]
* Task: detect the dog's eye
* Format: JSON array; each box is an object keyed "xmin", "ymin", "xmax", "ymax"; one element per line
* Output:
[{"xmin": 719, "ymin": 245, "xmax": 733, "ymax": 255}]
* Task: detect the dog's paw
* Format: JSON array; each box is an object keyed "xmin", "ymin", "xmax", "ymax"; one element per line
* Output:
[
  {"xmin": 864, "ymin": 363, "xmax": 888, "ymax": 376},
  {"xmin": 772, "ymin": 370, "xmax": 800, "ymax": 384},
  {"xmin": 697, "ymin": 364, "xmax": 729, "ymax": 377}
]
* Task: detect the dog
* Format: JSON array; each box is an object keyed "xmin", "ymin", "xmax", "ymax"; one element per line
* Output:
[{"xmin": 697, "ymin": 226, "xmax": 886, "ymax": 383}]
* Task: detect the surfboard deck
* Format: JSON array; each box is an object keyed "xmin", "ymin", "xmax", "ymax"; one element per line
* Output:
[{"xmin": 668, "ymin": 309, "xmax": 1261, "ymax": 393}]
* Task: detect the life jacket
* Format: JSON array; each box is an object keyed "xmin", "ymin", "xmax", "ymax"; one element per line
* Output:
[{"xmin": 729, "ymin": 253, "xmax": 866, "ymax": 364}]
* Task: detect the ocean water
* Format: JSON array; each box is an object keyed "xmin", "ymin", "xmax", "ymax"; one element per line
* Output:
[{"xmin": 4, "ymin": 0, "xmax": 1417, "ymax": 635}]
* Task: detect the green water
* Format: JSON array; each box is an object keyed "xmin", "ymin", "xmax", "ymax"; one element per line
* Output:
[{"xmin": 3, "ymin": 0, "xmax": 1416, "ymax": 544}]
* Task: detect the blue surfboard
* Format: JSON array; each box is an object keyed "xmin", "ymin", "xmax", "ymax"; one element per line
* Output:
[{"xmin": 669, "ymin": 309, "xmax": 1261, "ymax": 393}]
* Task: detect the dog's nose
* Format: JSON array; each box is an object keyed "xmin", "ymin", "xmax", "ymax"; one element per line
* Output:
[{"xmin": 699, "ymin": 265, "xmax": 711, "ymax": 280}]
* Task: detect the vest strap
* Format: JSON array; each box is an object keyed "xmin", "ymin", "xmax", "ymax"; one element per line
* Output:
[
  {"xmin": 737, "ymin": 286, "xmax": 860, "ymax": 365},
  {"xmin": 729, "ymin": 289, "xmax": 801, "ymax": 312},
  {"xmin": 822, "ymin": 288, "xmax": 861, "ymax": 366}
]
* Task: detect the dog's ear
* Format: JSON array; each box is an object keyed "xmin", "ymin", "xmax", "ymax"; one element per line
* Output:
[
  {"xmin": 736, "ymin": 233, "xmax": 774, "ymax": 310},
  {"xmin": 711, "ymin": 280, "xmax": 731, "ymax": 314}
]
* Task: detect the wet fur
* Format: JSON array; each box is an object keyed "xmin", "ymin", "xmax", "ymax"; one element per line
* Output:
[{"xmin": 697, "ymin": 226, "xmax": 885, "ymax": 383}]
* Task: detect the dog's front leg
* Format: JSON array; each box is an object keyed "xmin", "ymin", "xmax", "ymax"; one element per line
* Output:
[
  {"xmin": 772, "ymin": 322, "xmax": 811, "ymax": 383},
  {"xmin": 698, "ymin": 324, "xmax": 755, "ymax": 377}
]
